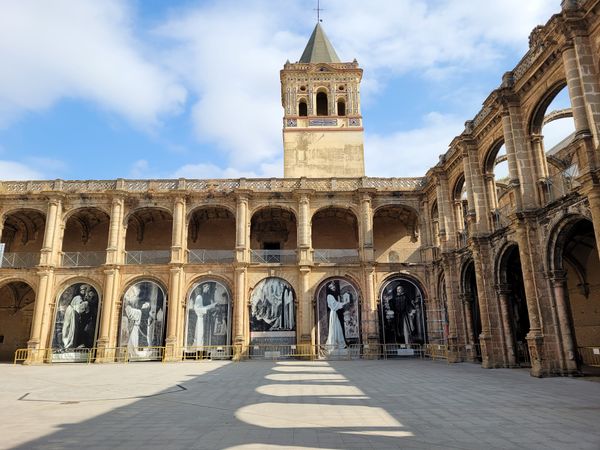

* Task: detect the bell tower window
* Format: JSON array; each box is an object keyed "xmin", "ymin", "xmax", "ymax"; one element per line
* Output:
[
  {"xmin": 298, "ymin": 100, "xmax": 308, "ymax": 117},
  {"xmin": 337, "ymin": 99, "xmax": 346, "ymax": 116},
  {"xmin": 316, "ymin": 92, "xmax": 328, "ymax": 116}
]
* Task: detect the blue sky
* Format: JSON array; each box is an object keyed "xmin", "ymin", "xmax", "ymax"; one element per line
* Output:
[{"xmin": 0, "ymin": 0, "xmax": 564, "ymax": 180}]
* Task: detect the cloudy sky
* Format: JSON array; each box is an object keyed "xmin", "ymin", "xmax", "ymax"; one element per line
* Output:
[{"xmin": 0, "ymin": 0, "xmax": 565, "ymax": 180}]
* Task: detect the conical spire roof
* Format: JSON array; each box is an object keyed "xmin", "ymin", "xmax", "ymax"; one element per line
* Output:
[{"xmin": 299, "ymin": 23, "xmax": 341, "ymax": 63}]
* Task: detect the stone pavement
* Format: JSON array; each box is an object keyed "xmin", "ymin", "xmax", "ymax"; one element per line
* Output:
[{"xmin": 1, "ymin": 359, "xmax": 599, "ymax": 450}]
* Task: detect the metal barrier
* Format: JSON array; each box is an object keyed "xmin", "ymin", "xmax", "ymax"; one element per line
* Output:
[
  {"xmin": 13, "ymin": 348, "xmax": 29, "ymax": 364},
  {"xmin": 578, "ymin": 346, "xmax": 600, "ymax": 367},
  {"xmin": 313, "ymin": 249, "xmax": 360, "ymax": 264},
  {"xmin": 250, "ymin": 250, "xmax": 297, "ymax": 264},
  {"xmin": 1, "ymin": 252, "xmax": 40, "ymax": 268},
  {"xmin": 188, "ymin": 249, "xmax": 235, "ymax": 264},
  {"xmin": 125, "ymin": 250, "xmax": 171, "ymax": 265},
  {"xmin": 424, "ymin": 344, "xmax": 449, "ymax": 361},
  {"xmin": 176, "ymin": 345, "xmax": 235, "ymax": 361},
  {"xmin": 61, "ymin": 251, "xmax": 106, "ymax": 267},
  {"xmin": 18, "ymin": 343, "xmax": 565, "ymax": 366}
]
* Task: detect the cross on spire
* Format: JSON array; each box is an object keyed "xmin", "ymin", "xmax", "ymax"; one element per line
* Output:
[{"xmin": 314, "ymin": 0, "xmax": 324, "ymax": 22}]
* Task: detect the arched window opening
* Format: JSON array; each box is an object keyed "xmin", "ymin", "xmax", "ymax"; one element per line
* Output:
[
  {"xmin": 0, "ymin": 281, "xmax": 35, "ymax": 361},
  {"xmin": 463, "ymin": 261, "xmax": 482, "ymax": 361},
  {"xmin": 540, "ymin": 87, "xmax": 578, "ymax": 200},
  {"xmin": 373, "ymin": 205, "xmax": 420, "ymax": 264},
  {"xmin": 298, "ymin": 100, "xmax": 307, "ymax": 117},
  {"xmin": 188, "ymin": 207, "xmax": 235, "ymax": 264},
  {"xmin": 316, "ymin": 92, "xmax": 328, "ymax": 116},
  {"xmin": 337, "ymin": 99, "xmax": 346, "ymax": 116}
]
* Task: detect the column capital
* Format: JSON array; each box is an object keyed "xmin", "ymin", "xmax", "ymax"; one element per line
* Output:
[{"xmin": 548, "ymin": 270, "xmax": 567, "ymax": 285}]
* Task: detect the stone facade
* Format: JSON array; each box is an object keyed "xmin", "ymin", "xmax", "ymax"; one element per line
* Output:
[{"xmin": 1, "ymin": 0, "xmax": 600, "ymax": 376}]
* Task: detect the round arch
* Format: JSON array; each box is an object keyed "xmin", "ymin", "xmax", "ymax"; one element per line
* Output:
[
  {"xmin": 378, "ymin": 273, "xmax": 428, "ymax": 346},
  {"xmin": 528, "ymin": 79, "xmax": 568, "ymax": 135},
  {"xmin": 184, "ymin": 277, "xmax": 232, "ymax": 349},
  {"xmin": 118, "ymin": 278, "xmax": 168, "ymax": 360},
  {"xmin": 0, "ymin": 279, "xmax": 36, "ymax": 361},
  {"xmin": 315, "ymin": 276, "xmax": 362, "ymax": 350}
]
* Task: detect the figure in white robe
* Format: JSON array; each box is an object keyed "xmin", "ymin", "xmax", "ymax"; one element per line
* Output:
[
  {"xmin": 284, "ymin": 288, "xmax": 294, "ymax": 330},
  {"xmin": 193, "ymin": 294, "xmax": 216, "ymax": 347},
  {"xmin": 62, "ymin": 284, "xmax": 90, "ymax": 349},
  {"xmin": 326, "ymin": 291, "xmax": 350, "ymax": 349},
  {"xmin": 126, "ymin": 300, "xmax": 149, "ymax": 355}
]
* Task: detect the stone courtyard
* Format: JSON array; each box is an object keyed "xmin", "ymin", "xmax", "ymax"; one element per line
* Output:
[{"xmin": 1, "ymin": 360, "xmax": 599, "ymax": 450}]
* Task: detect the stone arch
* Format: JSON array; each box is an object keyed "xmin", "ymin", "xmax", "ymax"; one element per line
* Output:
[
  {"xmin": 451, "ymin": 173, "xmax": 468, "ymax": 234},
  {"xmin": 124, "ymin": 207, "xmax": 173, "ymax": 253},
  {"xmin": 373, "ymin": 204, "xmax": 420, "ymax": 263},
  {"xmin": 311, "ymin": 206, "xmax": 359, "ymax": 250},
  {"xmin": 61, "ymin": 207, "xmax": 111, "ymax": 254},
  {"xmin": 118, "ymin": 278, "xmax": 168, "ymax": 360},
  {"xmin": 0, "ymin": 279, "xmax": 36, "ymax": 361},
  {"xmin": 187, "ymin": 205, "xmax": 236, "ymax": 257},
  {"xmin": 496, "ymin": 243, "xmax": 531, "ymax": 365},
  {"xmin": 546, "ymin": 215, "xmax": 600, "ymax": 372},
  {"xmin": 528, "ymin": 79, "xmax": 568, "ymax": 135},
  {"xmin": 483, "ymin": 138, "xmax": 505, "ymax": 175},
  {"xmin": 49, "ymin": 278, "xmax": 102, "ymax": 361},
  {"xmin": 250, "ymin": 205, "xmax": 297, "ymax": 252},
  {"xmin": 378, "ymin": 273, "xmax": 428, "ymax": 347},
  {"xmin": 336, "ymin": 97, "xmax": 346, "ymax": 116},
  {"xmin": 184, "ymin": 277, "xmax": 232, "ymax": 350},
  {"xmin": 460, "ymin": 258, "xmax": 482, "ymax": 357},
  {"xmin": 316, "ymin": 88, "xmax": 329, "ymax": 116},
  {"xmin": 1, "ymin": 208, "xmax": 46, "ymax": 254},
  {"xmin": 298, "ymin": 98, "xmax": 308, "ymax": 116},
  {"xmin": 248, "ymin": 277, "xmax": 297, "ymax": 352},
  {"xmin": 315, "ymin": 276, "xmax": 362, "ymax": 350}
]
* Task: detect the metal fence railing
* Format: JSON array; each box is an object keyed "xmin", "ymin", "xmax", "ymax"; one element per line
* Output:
[
  {"xmin": 61, "ymin": 251, "xmax": 106, "ymax": 267},
  {"xmin": 188, "ymin": 249, "xmax": 235, "ymax": 264},
  {"xmin": 250, "ymin": 249, "xmax": 297, "ymax": 264},
  {"xmin": 125, "ymin": 250, "xmax": 171, "ymax": 265},
  {"xmin": 578, "ymin": 346, "xmax": 600, "ymax": 367},
  {"xmin": 1, "ymin": 252, "xmax": 40, "ymax": 268},
  {"xmin": 313, "ymin": 249, "xmax": 360, "ymax": 264}
]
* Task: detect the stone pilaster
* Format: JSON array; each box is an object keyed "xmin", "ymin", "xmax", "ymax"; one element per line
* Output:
[
  {"xmin": 296, "ymin": 191, "xmax": 312, "ymax": 264},
  {"xmin": 496, "ymin": 284, "xmax": 517, "ymax": 367},
  {"xmin": 359, "ymin": 190, "xmax": 374, "ymax": 262},
  {"xmin": 549, "ymin": 270, "xmax": 579, "ymax": 375},
  {"xmin": 235, "ymin": 193, "xmax": 250, "ymax": 264},
  {"xmin": 170, "ymin": 196, "xmax": 187, "ymax": 264}
]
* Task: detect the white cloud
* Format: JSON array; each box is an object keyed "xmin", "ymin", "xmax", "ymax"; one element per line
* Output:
[
  {"xmin": 0, "ymin": 161, "xmax": 44, "ymax": 180},
  {"xmin": 365, "ymin": 112, "xmax": 464, "ymax": 177},
  {"xmin": 0, "ymin": 0, "xmax": 186, "ymax": 128},
  {"xmin": 156, "ymin": 0, "xmax": 558, "ymax": 177}
]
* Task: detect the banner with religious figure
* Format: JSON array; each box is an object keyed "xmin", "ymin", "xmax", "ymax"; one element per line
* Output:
[
  {"xmin": 380, "ymin": 277, "xmax": 426, "ymax": 346},
  {"xmin": 119, "ymin": 280, "xmax": 166, "ymax": 360},
  {"xmin": 51, "ymin": 282, "xmax": 101, "ymax": 362},
  {"xmin": 316, "ymin": 278, "xmax": 360, "ymax": 355},
  {"xmin": 185, "ymin": 280, "xmax": 231, "ymax": 349},
  {"xmin": 249, "ymin": 277, "xmax": 295, "ymax": 347}
]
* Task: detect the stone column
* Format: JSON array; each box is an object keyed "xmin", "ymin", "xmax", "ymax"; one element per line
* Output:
[
  {"xmin": 164, "ymin": 265, "xmax": 184, "ymax": 360},
  {"xmin": 25, "ymin": 269, "xmax": 54, "ymax": 363},
  {"xmin": 364, "ymin": 266, "xmax": 378, "ymax": 342},
  {"xmin": 96, "ymin": 267, "xmax": 121, "ymax": 361},
  {"xmin": 485, "ymin": 174, "xmax": 498, "ymax": 211},
  {"xmin": 39, "ymin": 197, "xmax": 62, "ymax": 267},
  {"xmin": 171, "ymin": 196, "xmax": 187, "ymax": 264},
  {"xmin": 105, "ymin": 197, "xmax": 125, "ymax": 265},
  {"xmin": 500, "ymin": 108, "xmax": 524, "ymax": 211},
  {"xmin": 359, "ymin": 190, "xmax": 374, "ymax": 262},
  {"xmin": 235, "ymin": 194, "xmax": 249, "ymax": 263},
  {"xmin": 441, "ymin": 253, "xmax": 464, "ymax": 362},
  {"xmin": 296, "ymin": 192, "xmax": 312, "ymax": 264},
  {"xmin": 298, "ymin": 267, "xmax": 312, "ymax": 348},
  {"xmin": 233, "ymin": 267, "xmax": 247, "ymax": 345},
  {"xmin": 496, "ymin": 284, "xmax": 517, "ymax": 367},
  {"xmin": 514, "ymin": 215, "xmax": 545, "ymax": 376},
  {"xmin": 435, "ymin": 172, "xmax": 456, "ymax": 251},
  {"xmin": 462, "ymin": 139, "xmax": 490, "ymax": 234},
  {"xmin": 549, "ymin": 271, "xmax": 579, "ymax": 374},
  {"xmin": 585, "ymin": 189, "xmax": 600, "ymax": 263}
]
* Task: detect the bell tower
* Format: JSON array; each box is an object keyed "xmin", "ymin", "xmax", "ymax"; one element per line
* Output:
[{"xmin": 281, "ymin": 23, "xmax": 365, "ymax": 178}]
